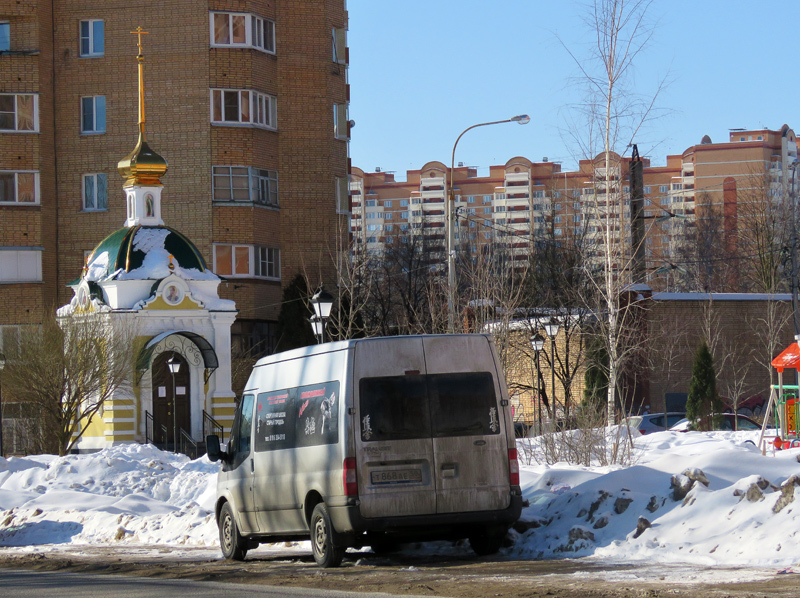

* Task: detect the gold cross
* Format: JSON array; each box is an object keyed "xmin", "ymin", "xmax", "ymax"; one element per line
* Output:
[{"xmin": 130, "ymin": 26, "xmax": 149, "ymax": 58}]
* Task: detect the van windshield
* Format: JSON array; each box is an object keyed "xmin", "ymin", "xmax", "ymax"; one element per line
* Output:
[{"xmin": 359, "ymin": 372, "xmax": 499, "ymax": 442}]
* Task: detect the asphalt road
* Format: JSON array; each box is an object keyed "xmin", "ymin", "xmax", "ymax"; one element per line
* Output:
[{"xmin": 0, "ymin": 568, "xmax": 429, "ymax": 598}]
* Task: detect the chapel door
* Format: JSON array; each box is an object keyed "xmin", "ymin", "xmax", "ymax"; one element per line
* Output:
[{"xmin": 152, "ymin": 351, "xmax": 191, "ymax": 447}]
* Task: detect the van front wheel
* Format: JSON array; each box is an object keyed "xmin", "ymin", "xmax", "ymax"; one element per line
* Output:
[
  {"xmin": 311, "ymin": 503, "xmax": 344, "ymax": 568},
  {"xmin": 219, "ymin": 502, "xmax": 248, "ymax": 561}
]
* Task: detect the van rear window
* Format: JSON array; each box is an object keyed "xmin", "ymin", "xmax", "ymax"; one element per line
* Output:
[{"xmin": 359, "ymin": 372, "xmax": 499, "ymax": 442}]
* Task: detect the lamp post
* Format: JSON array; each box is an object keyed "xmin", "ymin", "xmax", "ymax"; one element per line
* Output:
[
  {"xmin": 310, "ymin": 287, "xmax": 334, "ymax": 344},
  {"xmin": 446, "ymin": 114, "xmax": 530, "ymax": 332},
  {"xmin": 790, "ymin": 160, "xmax": 800, "ymax": 339},
  {"xmin": 0, "ymin": 352, "xmax": 5, "ymax": 458},
  {"xmin": 167, "ymin": 354, "xmax": 180, "ymax": 452},
  {"xmin": 530, "ymin": 334, "xmax": 545, "ymax": 435},
  {"xmin": 543, "ymin": 318, "xmax": 560, "ymax": 422}
]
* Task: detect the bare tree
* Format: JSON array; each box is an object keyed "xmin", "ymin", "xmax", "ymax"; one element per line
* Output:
[{"xmin": 2, "ymin": 310, "xmax": 137, "ymax": 456}]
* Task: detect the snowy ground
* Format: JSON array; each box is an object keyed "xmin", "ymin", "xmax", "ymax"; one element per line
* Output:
[{"xmin": 0, "ymin": 430, "xmax": 799, "ymax": 585}]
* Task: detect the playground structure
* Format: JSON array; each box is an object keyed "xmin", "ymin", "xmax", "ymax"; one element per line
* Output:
[{"xmin": 762, "ymin": 342, "xmax": 800, "ymax": 452}]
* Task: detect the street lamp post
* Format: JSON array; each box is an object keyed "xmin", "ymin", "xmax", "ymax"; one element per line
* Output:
[
  {"xmin": 310, "ymin": 287, "xmax": 334, "ymax": 344},
  {"xmin": 543, "ymin": 318, "xmax": 560, "ymax": 423},
  {"xmin": 790, "ymin": 160, "xmax": 800, "ymax": 339},
  {"xmin": 530, "ymin": 334, "xmax": 545, "ymax": 435},
  {"xmin": 446, "ymin": 114, "xmax": 530, "ymax": 332},
  {"xmin": 0, "ymin": 352, "xmax": 5, "ymax": 458},
  {"xmin": 167, "ymin": 354, "xmax": 180, "ymax": 452}
]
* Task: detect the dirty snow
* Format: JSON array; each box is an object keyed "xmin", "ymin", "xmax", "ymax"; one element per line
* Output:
[{"xmin": 1, "ymin": 431, "xmax": 799, "ymax": 584}]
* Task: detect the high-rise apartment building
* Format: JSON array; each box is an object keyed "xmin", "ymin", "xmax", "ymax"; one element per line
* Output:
[
  {"xmin": 351, "ymin": 126, "xmax": 797, "ymax": 291},
  {"xmin": 0, "ymin": 1, "xmax": 350, "ymax": 354}
]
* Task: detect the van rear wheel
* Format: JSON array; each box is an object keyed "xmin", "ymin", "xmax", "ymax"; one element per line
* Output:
[
  {"xmin": 219, "ymin": 502, "xmax": 248, "ymax": 561},
  {"xmin": 311, "ymin": 503, "xmax": 344, "ymax": 568},
  {"xmin": 469, "ymin": 531, "xmax": 506, "ymax": 556}
]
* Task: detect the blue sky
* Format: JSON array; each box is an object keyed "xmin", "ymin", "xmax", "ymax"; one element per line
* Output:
[{"xmin": 348, "ymin": 0, "xmax": 799, "ymax": 178}]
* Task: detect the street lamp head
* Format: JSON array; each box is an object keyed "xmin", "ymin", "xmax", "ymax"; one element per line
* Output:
[
  {"xmin": 311, "ymin": 287, "xmax": 335, "ymax": 320},
  {"xmin": 167, "ymin": 354, "xmax": 180, "ymax": 375},
  {"xmin": 511, "ymin": 114, "xmax": 530, "ymax": 125},
  {"xmin": 530, "ymin": 334, "xmax": 545, "ymax": 352},
  {"xmin": 543, "ymin": 318, "xmax": 560, "ymax": 339},
  {"xmin": 309, "ymin": 315, "xmax": 324, "ymax": 338}
]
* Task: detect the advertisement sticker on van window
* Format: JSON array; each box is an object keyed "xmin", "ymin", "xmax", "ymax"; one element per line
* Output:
[
  {"xmin": 295, "ymin": 381, "xmax": 339, "ymax": 448},
  {"xmin": 255, "ymin": 389, "xmax": 296, "ymax": 451}
]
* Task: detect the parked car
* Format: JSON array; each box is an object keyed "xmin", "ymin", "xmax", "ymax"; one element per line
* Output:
[
  {"xmin": 669, "ymin": 413, "xmax": 765, "ymax": 432},
  {"xmin": 625, "ymin": 412, "xmax": 686, "ymax": 435}
]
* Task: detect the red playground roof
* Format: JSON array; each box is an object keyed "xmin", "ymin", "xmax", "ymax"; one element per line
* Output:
[{"xmin": 772, "ymin": 342, "xmax": 800, "ymax": 372}]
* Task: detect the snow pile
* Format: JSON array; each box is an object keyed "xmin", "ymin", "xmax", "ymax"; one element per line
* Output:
[
  {"xmin": 515, "ymin": 430, "xmax": 800, "ymax": 567},
  {"xmin": 1, "ymin": 432, "xmax": 800, "ymax": 571},
  {"xmin": 0, "ymin": 444, "xmax": 219, "ymax": 547}
]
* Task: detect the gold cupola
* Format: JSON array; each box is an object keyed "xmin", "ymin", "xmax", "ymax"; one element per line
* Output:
[{"xmin": 117, "ymin": 27, "xmax": 168, "ymax": 189}]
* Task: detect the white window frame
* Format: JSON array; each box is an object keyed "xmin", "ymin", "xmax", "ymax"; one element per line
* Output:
[
  {"xmin": 212, "ymin": 166, "xmax": 278, "ymax": 206},
  {"xmin": 0, "ymin": 171, "xmax": 39, "ymax": 204},
  {"xmin": 82, "ymin": 173, "xmax": 108, "ymax": 211},
  {"xmin": 81, "ymin": 95, "xmax": 106, "ymax": 134},
  {"xmin": 0, "ymin": 248, "xmax": 42, "ymax": 282},
  {"xmin": 212, "ymin": 243, "xmax": 280, "ymax": 280},
  {"xmin": 211, "ymin": 89, "xmax": 277, "ymax": 130},
  {"xmin": 210, "ymin": 12, "xmax": 275, "ymax": 54},
  {"xmin": 332, "ymin": 27, "xmax": 347, "ymax": 64},
  {"xmin": 79, "ymin": 19, "xmax": 104, "ymax": 57},
  {"xmin": 334, "ymin": 103, "xmax": 349, "ymax": 140},
  {"xmin": 0, "ymin": 93, "xmax": 38, "ymax": 132},
  {"xmin": 255, "ymin": 245, "xmax": 280, "ymax": 279}
]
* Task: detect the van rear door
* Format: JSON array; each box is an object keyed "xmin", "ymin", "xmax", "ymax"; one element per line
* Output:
[
  {"xmin": 354, "ymin": 337, "xmax": 436, "ymax": 518},
  {"xmin": 423, "ymin": 336, "xmax": 511, "ymax": 514}
]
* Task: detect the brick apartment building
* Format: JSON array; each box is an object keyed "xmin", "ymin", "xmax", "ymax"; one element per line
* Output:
[
  {"xmin": 351, "ymin": 126, "xmax": 798, "ymax": 291},
  {"xmin": 0, "ymin": 0, "xmax": 350, "ymax": 354}
]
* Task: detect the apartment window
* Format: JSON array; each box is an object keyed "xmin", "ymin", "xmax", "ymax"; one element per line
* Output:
[
  {"xmin": 495, "ymin": 193, "xmax": 506, "ymax": 200},
  {"xmin": 335, "ymin": 176, "xmax": 349, "ymax": 213},
  {"xmin": 211, "ymin": 12, "xmax": 275, "ymax": 53},
  {"xmin": 672, "ymin": 183, "xmax": 683, "ymax": 191},
  {"xmin": 214, "ymin": 244, "xmax": 280, "ymax": 279},
  {"xmin": 385, "ymin": 224, "xmax": 393, "ymax": 232},
  {"xmin": 79, "ymin": 20, "xmax": 104, "ymax": 57},
  {"xmin": 495, "ymin": 206, "xmax": 506, "ymax": 212},
  {"xmin": 484, "ymin": 208, "xmax": 491, "ymax": 214},
  {"xmin": 384, "ymin": 200, "xmax": 392, "ymax": 208},
  {"xmin": 659, "ymin": 185, "xmax": 668, "ymax": 193},
  {"xmin": 467, "ymin": 196, "xmax": 475, "ymax": 203},
  {"xmin": 334, "ymin": 103, "xmax": 349, "ymax": 139},
  {"xmin": 0, "ymin": 94, "xmax": 37, "ymax": 132},
  {"xmin": 412, "ymin": 210, "xmax": 421, "ymax": 217},
  {"xmin": 255, "ymin": 246, "xmax": 280, "ymax": 278},
  {"xmin": 0, "ymin": 248, "xmax": 42, "ymax": 282},
  {"xmin": 83, "ymin": 173, "xmax": 107, "ymax": 211},
  {"xmin": 553, "ymin": 191, "xmax": 561, "ymax": 199},
  {"xmin": 483, "ymin": 195, "xmax": 492, "ymax": 203},
  {"xmin": 533, "ymin": 190, "xmax": 544, "ymax": 199},
  {"xmin": 0, "ymin": 171, "xmax": 38, "ymax": 204},
  {"xmin": 643, "ymin": 186, "xmax": 651, "ymax": 194},
  {"xmin": 365, "ymin": 199, "xmax": 376, "ymax": 207},
  {"xmin": 81, "ymin": 96, "xmax": 106, "ymax": 133},
  {"xmin": 400, "ymin": 224, "xmax": 409, "ymax": 231},
  {"xmin": 411, "ymin": 198, "xmax": 421, "ymax": 204},
  {"xmin": 573, "ymin": 214, "xmax": 581, "ymax": 223},
  {"xmin": 0, "ymin": 22, "xmax": 9, "ymax": 52},
  {"xmin": 399, "ymin": 211, "xmax": 408, "ymax": 219},
  {"xmin": 572, "ymin": 189, "xmax": 581, "ymax": 198},
  {"xmin": 400, "ymin": 199, "xmax": 408, "ymax": 207},
  {"xmin": 212, "ymin": 166, "xmax": 278, "ymax": 207},
  {"xmin": 384, "ymin": 213, "xmax": 393, "ymax": 220},
  {"xmin": 554, "ymin": 216, "xmax": 562, "ymax": 224},
  {"xmin": 366, "ymin": 236, "xmax": 377, "ymax": 243},
  {"xmin": 555, "ymin": 204, "xmax": 562, "ymax": 211},
  {"xmin": 332, "ymin": 27, "xmax": 346, "ymax": 64},
  {"xmin": 211, "ymin": 89, "xmax": 276, "ymax": 129}
]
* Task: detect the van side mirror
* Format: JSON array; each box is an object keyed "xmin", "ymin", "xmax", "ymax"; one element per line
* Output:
[{"xmin": 206, "ymin": 434, "xmax": 225, "ymax": 462}]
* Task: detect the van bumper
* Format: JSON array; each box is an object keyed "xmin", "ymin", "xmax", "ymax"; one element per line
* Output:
[{"xmin": 328, "ymin": 490, "xmax": 523, "ymax": 541}]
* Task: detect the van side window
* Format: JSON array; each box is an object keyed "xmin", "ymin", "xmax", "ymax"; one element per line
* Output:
[
  {"xmin": 359, "ymin": 375, "xmax": 430, "ymax": 441},
  {"xmin": 230, "ymin": 393, "xmax": 255, "ymax": 469},
  {"xmin": 254, "ymin": 381, "xmax": 340, "ymax": 452},
  {"xmin": 428, "ymin": 372, "xmax": 499, "ymax": 437}
]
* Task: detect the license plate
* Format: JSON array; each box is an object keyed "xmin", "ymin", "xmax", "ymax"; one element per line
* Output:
[{"xmin": 370, "ymin": 469, "xmax": 422, "ymax": 485}]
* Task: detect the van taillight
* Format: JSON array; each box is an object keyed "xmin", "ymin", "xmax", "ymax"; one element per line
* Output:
[
  {"xmin": 508, "ymin": 448, "xmax": 520, "ymax": 486},
  {"xmin": 343, "ymin": 457, "xmax": 358, "ymax": 496}
]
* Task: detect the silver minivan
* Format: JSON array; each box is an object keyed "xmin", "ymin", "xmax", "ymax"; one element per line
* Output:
[{"xmin": 207, "ymin": 334, "xmax": 523, "ymax": 567}]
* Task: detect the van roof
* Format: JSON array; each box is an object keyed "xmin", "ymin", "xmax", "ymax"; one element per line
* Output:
[{"xmin": 252, "ymin": 333, "xmax": 493, "ymax": 368}]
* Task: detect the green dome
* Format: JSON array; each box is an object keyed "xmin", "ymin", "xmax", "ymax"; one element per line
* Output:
[{"xmin": 82, "ymin": 225, "xmax": 217, "ymax": 282}]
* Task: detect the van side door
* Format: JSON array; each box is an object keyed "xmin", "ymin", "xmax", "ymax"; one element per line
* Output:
[
  {"xmin": 423, "ymin": 336, "xmax": 512, "ymax": 514},
  {"xmin": 354, "ymin": 337, "xmax": 437, "ymax": 518},
  {"xmin": 225, "ymin": 393, "xmax": 259, "ymax": 533}
]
